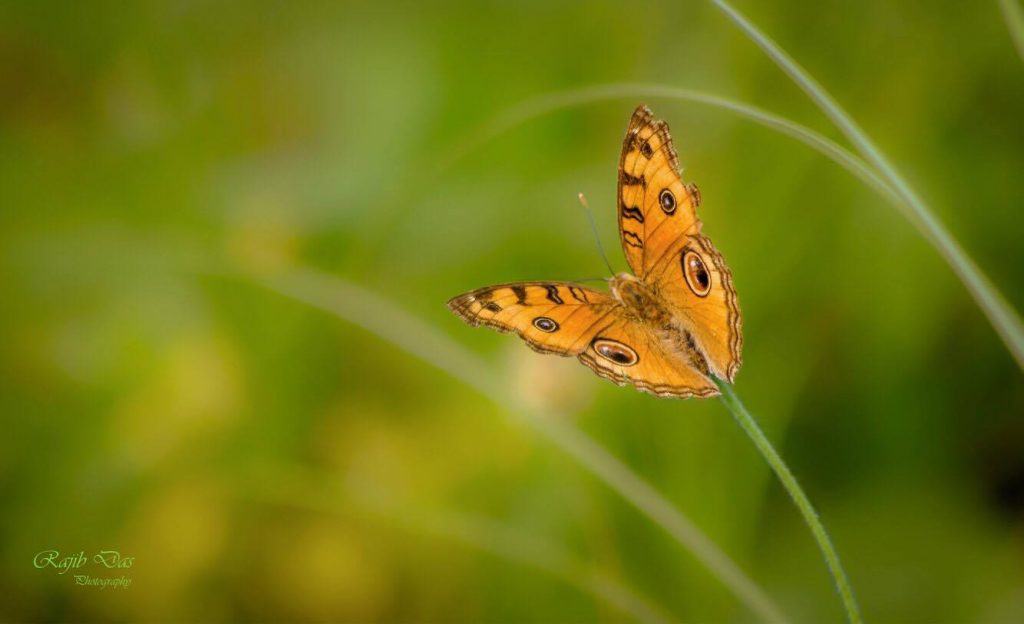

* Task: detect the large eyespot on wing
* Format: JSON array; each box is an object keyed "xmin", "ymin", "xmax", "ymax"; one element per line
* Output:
[
  {"xmin": 617, "ymin": 105, "xmax": 705, "ymax": 279},
  {"xmin": 577, "ymin": 314, "xmax": 719, "ymax": 399},
  {"xmin": 592, "ymin": 338, "xmax": 639, "ymax": 366},
  {"xmin": 681, "ymin": 250, "xmax": 712, "ymax": 297},
  {"xmin": 447, "ymin": 282, "xmax": 618, "ymax": 356}
]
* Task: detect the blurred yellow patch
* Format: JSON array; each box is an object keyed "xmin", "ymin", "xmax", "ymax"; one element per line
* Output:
[
  {"xmin": 225, "ymin": 190, "xmax": 302, "ymax": 276},
  {"xmin": 82, "ymin": 481, "xmax": 229, "ymax": 619},
  {"xmin": 508, "ymin": 344, "xmax": 594, "ymax": 415},
  {"xmin": 316, "ymin": 396, "xmax": 533, "ymax": 503},
  {"xmin": 111, "ymin": 332, "xmax": 243, "ymax": 470},
  {"xmin": 256, "ymin": 518, "xmax": 391, "ymax": 621}
]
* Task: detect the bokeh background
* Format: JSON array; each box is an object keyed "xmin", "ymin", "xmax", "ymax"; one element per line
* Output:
[{"xmin": 2, "ymin": 1, "xmax": 1023, "ymax": 622}]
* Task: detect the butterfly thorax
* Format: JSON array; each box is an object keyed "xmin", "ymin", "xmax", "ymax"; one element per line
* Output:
[{"xmin": 610, "ymin": 273, "xmax": 671, "ymax": 326}]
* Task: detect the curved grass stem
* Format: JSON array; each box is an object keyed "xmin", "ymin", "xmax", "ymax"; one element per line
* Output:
[
  {"xmin": 714, "ymin": 378, "xmax": 862, "ymax": 624},
  {"xmin": 434, "ymin": 83, "xmax": 901, "ymax": 208},
  {"xmin": 711, "ymin": 0, "xmax": 1024, "ymax": 371}
]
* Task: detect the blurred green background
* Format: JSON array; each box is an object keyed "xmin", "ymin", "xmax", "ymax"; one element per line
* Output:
[{"xmin": 2, "ymin": 1, "xmax": 1023, "ymax": 622}]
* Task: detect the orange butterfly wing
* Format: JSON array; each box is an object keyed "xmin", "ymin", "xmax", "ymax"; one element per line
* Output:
[
  {"xmin": 448, "ymin": 282, "xmax": 619, "ymax": 356},
  {"xmin": 448, "ymin": 281, "xmax": 718, "ymax": 398},
  {"xmin": 618, "ymin": 105, "xmax": 742, "ymax": 382},
  {"xmin": 618, "ymin": 105, "xmax": 703, "ymax": 278},
  {"xmin": 651, "ymin": 233, "xmax": 743, "ymax": 382},
  {"xmin": 576, "ymin": 313, "xmax": 719, "ymax": 398}
]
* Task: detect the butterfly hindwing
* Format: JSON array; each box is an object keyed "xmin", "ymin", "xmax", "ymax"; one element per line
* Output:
[
  {"xmin": 651, "ymin": 233, "xmax": 743, "ymax": 382},
  {"xmin": 576, "ymin": 314, "xmax": 719, "ymax": 398}
]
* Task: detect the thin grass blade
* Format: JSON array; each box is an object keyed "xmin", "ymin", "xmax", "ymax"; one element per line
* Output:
[
  {"xmin": 711, "ymin": 0, "xmax": 1024, "ymax": 371},
  {"xmin": 998, "ymin": 0, "xmax": 1024, "ymax": 64},
  {"xmin": 715, "ymin": 378, "xmax": 862, "ymax": 624}
]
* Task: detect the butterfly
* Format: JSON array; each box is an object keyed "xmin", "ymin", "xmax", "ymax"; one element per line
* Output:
[{"xmin": 448, "ymin": 105, "xmax": 742, "ymax": 398}]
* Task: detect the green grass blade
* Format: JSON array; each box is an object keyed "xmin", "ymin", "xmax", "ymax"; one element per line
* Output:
[
  {"xmin": 252, "ymin": 266, "xmax": 790, "ymax": 624},
  {"xmin": 436, "ymin": 83, "xmax": 901, "ymax": 208},
  {"xmin": 998, "ymin": 0, "xmax": 1024, "ymax": 63},
  {"xmin": 712, "ymin": 0, "xmax": 1024, "ymax": 371},
  {"xmin": 715, "ymin": 378, "xmax": 863, "ymax": 624}
]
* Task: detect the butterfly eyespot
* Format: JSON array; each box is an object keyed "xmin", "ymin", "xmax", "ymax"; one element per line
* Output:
[
  {"xmin": 593, "ymin": 338, "xmax": 639, "ymax": 366},
  {"xmin": 533, "ymin": 317, "xmax": 559, "ymax": 333},
  {"xmin": 682, "ymin": 250, "xmax": 712, "ymax": 297},
  {"xmin": 659, "ymin": 189, "xmax": 676, "ymax": 215},
  {"xmin": 640, "ymin": 140, "xmax": 654, "ymax": 159},
  {"xmin": 483, "ymin": 302, "xmax": 501, "ymax": 313}
]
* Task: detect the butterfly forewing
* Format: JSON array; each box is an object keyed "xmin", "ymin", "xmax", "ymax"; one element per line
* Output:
[
  {"xmin": 447, "ymin": 282, "xmax": 618, "ymax": 356},
  {"xmin": 618, "ymin": 105, "xmax": 703, "ymax": 279}
]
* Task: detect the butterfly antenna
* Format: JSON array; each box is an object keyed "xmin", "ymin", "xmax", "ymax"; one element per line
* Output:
[{"xmin": 577, "ymin": 193, "xmax": 616, "ymax": 277}]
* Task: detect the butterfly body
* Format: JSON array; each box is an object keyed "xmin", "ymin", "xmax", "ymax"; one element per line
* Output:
[
  {"xmin": 611, "ymin": 272, "xmax": 714, "ymax": 376},
  {"xmin": 611, "ymin": 273, "xmax": 664, "ymax": 321},
  {"xmin": 449, "ymin": 106, "xmax": 742, "ymax": 399}
]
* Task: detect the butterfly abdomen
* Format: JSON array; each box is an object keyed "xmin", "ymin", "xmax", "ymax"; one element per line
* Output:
[{"xmin": 661, "ymin": 324, "xmax": 712, "ymax": 377}]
